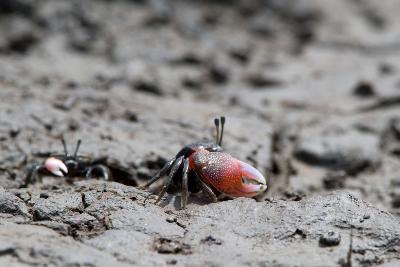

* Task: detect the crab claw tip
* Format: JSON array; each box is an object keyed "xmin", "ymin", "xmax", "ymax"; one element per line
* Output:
[
  {"xmin": 239, "ymin": 161, "xmax": 267, "ymax": 196},
  {"xmin": 44, "ymin": 157, "xmax": 68, "ymax": 177}
]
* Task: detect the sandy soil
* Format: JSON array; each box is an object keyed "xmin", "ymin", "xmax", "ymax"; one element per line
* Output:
[{"xmin": 0, "ymin": 0, "xmax": 400, "ymax": 266}]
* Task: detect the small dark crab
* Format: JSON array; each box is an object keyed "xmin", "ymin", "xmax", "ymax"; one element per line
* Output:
[
  {"xmin": 25, "ymin": 138, "xmax": 136, "ymax": 186},
  {"xmin": 141, "ymin": 116, "xmax": 267, "ymax": 209}
]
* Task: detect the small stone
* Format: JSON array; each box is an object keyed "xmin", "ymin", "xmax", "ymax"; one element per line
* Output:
[
  {"xmin": 166, "ymin": 217, "xmax": 177, "ymax": 223},
  {"xmin": 319, "ymin": 231, "xmax": 341, "ymax": 247},
  {"xmin": 208, "ymin": 64, "xmax": 229, "ymax": 85},
  {"xmin": 53, "ymin": 96, "xmax": 77, "ymax": 111},
  {"xmin": 40, "ymin": 192, "xmax": 49, "ymax": 199},
  {"xmin": 124, "ymin": 110, "xmax": 138, "ymax": 122},
  {"xmin": 153, "ymin": 238, "xmax": 191, "ymax": 254},
  {"xmin": 166, "ymin": 259, "xmax": 177, "ymax": 265},
  {"xmin": 244, "ymin": 73, "xmax": 282, "ymax": 88},
  {"xmin": 229, "ymin": 46, "xmax": 251, "ymax": 65},
  {"xmin": 133, "ymin": 80, "xmax": 162, "ymax": 96},
  {"xmin": 360, "ymin": 214, "xmax": 371, "ymax": 223},
  {"xmin": 9, "ymin": 127, "xmax": 20, "ymax": 138},
  {"xmin": 200, "ymin": 235, "xmax": 223, "ymax": 245},
  {"xmin": 353, "ymin": 81, "xmax": 376, "ymax": 98},
  {"xmin": 65, "ymin": 80, "xmax": 78, "ymax": 89},
  {"xmin": 169, "ymin": 53, "xmax": 204, "ymax": 66}
]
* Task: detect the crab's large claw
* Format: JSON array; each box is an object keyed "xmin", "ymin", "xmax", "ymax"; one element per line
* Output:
[
  {"xmin": 44, "ymin": 157, "xmax": 68, "ymax": 177},
  {"xmin": 193, "ymin": 152, "xmax": 267, "ymax": 198},
  {"xmin": 238, "ymin": 161, "xmax": 267, "ymax": 197}
]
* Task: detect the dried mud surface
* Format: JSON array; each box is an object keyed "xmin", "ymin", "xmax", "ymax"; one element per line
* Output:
[{"xmin": 1, "ymin": 0, "xmax": 400, "ymax": 266}]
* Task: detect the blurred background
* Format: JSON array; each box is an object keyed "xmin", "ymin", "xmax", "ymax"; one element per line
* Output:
[{"xmin": 1, "ymin": 0, "xmax": 400, "ymax": 216}]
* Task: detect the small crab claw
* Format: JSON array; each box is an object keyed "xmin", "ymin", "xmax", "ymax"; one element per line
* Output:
[
  {"xmin": 44, "ymin": 157, "xmax": 68, "ymax": 177},
  {"xmin": 238, "ymin": 161, "xmax": 267, "ymax": 197}
]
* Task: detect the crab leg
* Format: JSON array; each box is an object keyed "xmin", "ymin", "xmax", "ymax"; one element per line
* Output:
[
  {"xmin": 194, "ymin": 172, "xmax": 218, "ymax": 203},
  {"xmin": 181, "ymin": 158, "xmax": 189, "ymax": 209},
  {"xmin": 155, "ymin": 156, "xmax": 183, "ymax": 204},
  {"xmin": 25, "ymin": 164, "xmax": 42, "ymax": 185},
  {"xmin": 140, "ymin": 158, "xmax": 175, "ymax": 188}
]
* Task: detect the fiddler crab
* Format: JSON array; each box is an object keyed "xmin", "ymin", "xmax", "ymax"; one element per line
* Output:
[
  {"xmin": 141, "ymin": 116, "xmax": 267, "ymax": 209},
  {"xmin": 25, "ymin": 138, "xmax": 136, "ymax": 186}
]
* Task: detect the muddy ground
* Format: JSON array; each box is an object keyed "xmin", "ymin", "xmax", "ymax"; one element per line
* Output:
[{"xmin": 1, "ymin": 0, "xmax": 400, "ymax": 266}]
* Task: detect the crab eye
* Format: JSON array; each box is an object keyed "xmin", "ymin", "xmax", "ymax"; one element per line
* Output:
[{"xmin": 241, "ymin": 177, "xmax": 263, "ymax": 185}]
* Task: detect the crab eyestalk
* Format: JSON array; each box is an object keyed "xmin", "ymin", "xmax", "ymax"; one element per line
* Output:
[{"xmin": 44, "ymin": 157, "xmax": 68, "ymax": 177}]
